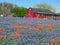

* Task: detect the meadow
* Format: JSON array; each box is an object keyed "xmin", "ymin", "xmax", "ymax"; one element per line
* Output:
[{"xmin": 0, "ymin": 17, "xmax": 60, "ymax": 45}]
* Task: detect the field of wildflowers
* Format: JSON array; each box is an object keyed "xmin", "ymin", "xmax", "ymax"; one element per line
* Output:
[{"xmin": 0, "ymin": 17, "xmax": 60, "ymax": 45}]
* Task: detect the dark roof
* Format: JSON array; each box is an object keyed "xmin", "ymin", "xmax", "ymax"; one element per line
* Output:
[
  {"xmin": 55, "ymin": 13, "xmax": 60, "ymax": 16},
  {"xmin": 31, "ymin": 8, "xmax": 55, "ymax": 15}
]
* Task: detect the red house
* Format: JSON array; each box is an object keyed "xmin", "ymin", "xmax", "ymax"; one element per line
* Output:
[{"xmin": 26, "ymin": 8, "xmax": 55, "ymax": 19}]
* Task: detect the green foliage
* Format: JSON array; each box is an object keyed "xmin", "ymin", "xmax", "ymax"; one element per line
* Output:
[
  {"xmin": 0, "ymin": 2, "xmax": 27, "ymax": 17},
  {"xmin": 12, "ymin": 7, "xmax": 27, "ymax": 17}
]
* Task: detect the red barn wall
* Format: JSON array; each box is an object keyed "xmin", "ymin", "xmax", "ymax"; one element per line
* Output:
[
  {"xmin": 26, "ymin": 8, "xmax": 36, "ymax": 18},
  {"xmin": 26, "ymin": 8, "xmax": 46, "ymax": 18}
]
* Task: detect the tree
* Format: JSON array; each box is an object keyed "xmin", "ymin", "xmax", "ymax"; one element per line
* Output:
[
  {"xmin": 34, "ymin": 3, "xmax": 56, "ymax": 12},
  {"xmin": 12, "ymin": 7, "xmax": 27, "ymax": 17},
  {"xmin": 0, "ymin": 2, "xmax": 18, "ymax": 16},
  {"xmin": 0, "ymin": 2, "xmax": 27, "ymax": 17}
]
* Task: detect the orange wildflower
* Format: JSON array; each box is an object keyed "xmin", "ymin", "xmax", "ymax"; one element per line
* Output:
[
  {"xmin": 48, "ymin": 24, "xmax": 54, "ymax": 30},
  {"xmin": 50, "ymin": 38, "xmax": 58, "ymax": 43},
  {"xmin": 15, "ymin": 24, "xmax": 21, "ymax": 28},
  {"xmin": 30, "ymin": 25, "xmax": 44, "ymax": 30},
  {"xmin": 16, "ymin": 30, "xmax": 23, "ymax": 33},
  {"xmin": 11, "ymin": 24, "xmax": 21, "ymax": 28},
  {"xmin": 32, "ymin": 27, "xmax": 38, "ymax": 30},
  {"xmin": 0, "ymin": 34, "xmax": 6, "ymax": 38},
  {"xmin": 35, "ymin": 25, "xmax": 44, "ymax": 30},
  {"xmin": 0, "ymin": 28, "xmax": 6, "ymax": 38},
  {"xmin": 0, "ymin": 28, "xmax": 5, "ymax": 32},
  {"xmin": 11, "ymin": 24, "xmax": 30, "ymax": 28},
  {"xmin": 29, "ymin": 27, "xmax": 39, "ymax": 30},
  {"xmin": 10, "ymin": 33, "xmax": 22, "ymax": 38},
  {"xmin": 21, "ymin": 24, "xmax": 29, "ymax": 28}
]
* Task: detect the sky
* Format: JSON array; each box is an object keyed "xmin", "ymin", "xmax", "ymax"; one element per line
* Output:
[{"xmin": 0, "ymin": 0, "xmax": 60, "ymax": 13}]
